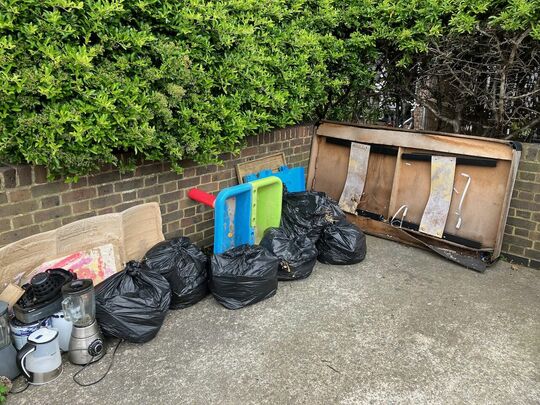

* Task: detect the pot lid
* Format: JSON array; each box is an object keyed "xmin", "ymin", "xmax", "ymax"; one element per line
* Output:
[
  {"xmin": 62, "ymin": 279, "xmax": 93, "ymax": 296},
  {"xmin": 28, "ymin": 328, "xmax": 58, "ymax": 344},
  {"xmin": 0, "ymin": 300, "xmax": 7, "ymax": 317}
]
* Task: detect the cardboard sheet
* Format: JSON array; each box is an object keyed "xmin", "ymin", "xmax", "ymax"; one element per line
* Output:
[{"xmin": 0, "ymin": 203, "xmax": 164, "ymax": 289}]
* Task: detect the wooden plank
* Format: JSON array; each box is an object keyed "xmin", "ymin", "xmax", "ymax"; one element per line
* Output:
[
  {"xmin": 317, "ymin": 122, "xmax": 514, "ymax": 160},
  {"xmin": 236, "ymin": 152, "xmax": 286, "ymax": 183},
  {"xmin": 358, "ymin": 150, "xmax": 397, "ymax": 218},
  {"xmin": 339, "ymin": 143, "xmax": 370, "ymax": 213},
  {"xmin": 310, "ymin": 138, "xmax": 349, "ymax": 201},
  {"xmin": 419, "ymin": 156, "xmax": 457, "ymax": 238},
  {"xmin": 306, "ymin": 133, "xmax": 319, "ymax": 191}
]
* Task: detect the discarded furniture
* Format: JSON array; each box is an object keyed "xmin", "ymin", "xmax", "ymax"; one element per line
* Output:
[{"xmin": 307, "ymin": 121, "xmax": 521, "ymax": 271}]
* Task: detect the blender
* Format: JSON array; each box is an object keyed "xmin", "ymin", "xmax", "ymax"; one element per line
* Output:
[
  {"xmin": 61, "ymin": 279, "xmax": 105, "ymax": 365},
  {"xmin": 0, "ymin": 301, "xmax": 20, "ymax": 380}
]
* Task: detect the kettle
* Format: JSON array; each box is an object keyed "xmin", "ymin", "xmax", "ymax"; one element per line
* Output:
[{"xmin": 16, "ymin": 328, "xmax": 62, "ymax": 385}]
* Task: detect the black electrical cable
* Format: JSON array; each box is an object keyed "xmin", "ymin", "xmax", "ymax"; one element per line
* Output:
[{"xmin": 73, "ymin": 339, "xmax": 123, "ymax": 387}]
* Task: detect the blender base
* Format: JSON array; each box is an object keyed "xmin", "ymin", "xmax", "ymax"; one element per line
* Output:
[{"xmin": 68, "ymin": 321, "xmax": 105, "ymax": 365}]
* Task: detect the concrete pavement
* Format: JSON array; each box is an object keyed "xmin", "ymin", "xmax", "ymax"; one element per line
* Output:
[{"xmin": 9, "ymin": 236, "xmax": 540, "ymax": 404}]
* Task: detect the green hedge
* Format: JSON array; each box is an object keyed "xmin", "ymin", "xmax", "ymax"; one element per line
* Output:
[{"xmin": 0, "ymin": 1, "xmax": 538, "ymax": 179}]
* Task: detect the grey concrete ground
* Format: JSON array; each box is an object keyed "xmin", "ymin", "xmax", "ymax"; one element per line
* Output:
[{"xmin": 9, "ymin": 236, "xmax": 540, "ymax": 404}]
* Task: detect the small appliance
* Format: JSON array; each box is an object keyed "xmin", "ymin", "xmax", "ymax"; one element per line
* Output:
[
  {"xmin": 62, "ymin": 279, "xmax": 105, "ymax": 365},
  {"xmin": 10, "ymin": 316, "xmax": 52, "ymax": 350},
  {"xmin": 0, "ymin": 301, "xmax": 20, "ymax": 380},
  {"xmin": 14, "ymin": 268, "xmax": 75, "ymax": 323},
  {"xmin": 16, "ymin": 328, "xmax": 62, "ymax": 385},
  {"xmin": 50, "ymin": 311, "xmax": 73, "ymax": 352}
]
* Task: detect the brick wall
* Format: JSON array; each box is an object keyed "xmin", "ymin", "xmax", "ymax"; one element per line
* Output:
[
  {"xmin": 1, "ymin": 124, "xmax": 538, "ymax": 269},
  {"xmin": 502, "ymin": 143, "xmax": 540, "ymax": 269},
  {"xmin": 0, "ymin": 124, "xmax": 313, "ymax": 250}
]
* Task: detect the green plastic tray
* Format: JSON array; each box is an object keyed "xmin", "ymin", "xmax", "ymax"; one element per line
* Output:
[{"xmin": 250, "ymin": 176, "xmax": 283, "ymax": 243}]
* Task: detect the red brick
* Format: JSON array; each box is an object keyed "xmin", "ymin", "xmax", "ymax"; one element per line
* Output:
[
  {"xmin": 178, "ymin": 177, "xmax": 199, "ymax": 190},
  {"xmin": 198, "ymin": 182, "xmax": 218, "ymax": 193},
  {"xmin": 114, "ymin": 201, "xmax": 142, "ymax": 212},
  {"xmin": 98, "ymin": 184, "xmax": 113, "ymax": 195},
  {"xmin": 91, "ymin": 195, "xmax": 122, "ymax": 210},
  {"xmin": 196, "ymin": 219, "xmax": 213, "ymax": 232},
  {"xmin": 0, "ymin": 218, "xmax": 11, "ymax": 232},
  {"xmin": 8, "ymin": 189, "xmax": 31, "ymax": 203},
  {"xmin": 164, "ymin": 182, "xmax": 177, "ymax": 193},
  {"xmin": 181, "ymin": 217, "xmax": 195, "ymax": 228},
  {"xmin": 196, "ymin": 165, "xmax": 217, "ymax": 176},
  {"xmin": 31, "ymin": 181, "xmax": 69, "ymax": 198},
  {"xmin": 97, "ymin": 207, "xmax": 114, "ymax": 215},
  {"xmin": 137, "ymin": 184, "xmax": 163, "ymax": 198},
  {"xmin": 184, "ymin": 207, "xmax": 196, "ymax": 217},
  {"xmin": 33, "ymin": 166, "xmax": 48, "ymax": 184},
  {"xmin": 62, "ymin": 212, "xmax": 96, "ymax": 225},
  {"xmin": 15, "ymin": 165, "xmax": 32, "ymax": 186},
  {"xmin": 39, "ymin": 219, "xmax": 63, "ymax": 232},
  {"xmin": 72, "ymin": 200, "xmax": 91, "ymax": 214},
  {"xmin": 61, "ymin": 188, "xmax": 97, "ymax": 203},
  {"xmin": 143, "ymin": 196, "xmax": 160, "ymax": 204},
  {"xmin": 144, "ymin": 175, "xmax": 158, "ymax": 187},
  {"xmin": 135, "ymin": 163, "xmax": 163, "ymax": 176},
  {"xmin": 168, "ymin": 221, "xmax": 181, "ymax": 233},
  {"xmin": 166, "ymin": 202, "xmax": 179, "ymax": 213},
  {"xmin": 41, "ymin": 195, "xmax": 60, "ymax": 209},
  {"xmin": 34, "ymin": 206, "xmax": 72, "ymax": 223},
  {"xmin": 162, "ymin": 211, "xmax": 181, "ymax": 224},
  {"xmin": 0, "ymin": 225, "xmax": 40, "ymax": 245},
  {"xmin": 158, "ymin": 171, "xmax": 180, "ymax": 184},
  {"xmin": 12, "ymin": 214, "xmax": 33, "ymax": 228},
  {"xmin": 0, "ymin": 200, "xmax": 39, "ymax": 218},
  {"xmin": 88, "ymin": 171, "xmax": 121, "ymax": 185},
  {"xmin": 0, "ymin": 167, "xmax": 16, "ymax": 189},
  {"xmin": 199, "ymin": 174, "xmax": 211, "ymax": 184},
  {"xmin": 212, "ymin": 170, "xmax": 233, "ymax": 182},
  {"xmin": 70, "ymin": 177, "xmax": 89, "ymax": 189}
]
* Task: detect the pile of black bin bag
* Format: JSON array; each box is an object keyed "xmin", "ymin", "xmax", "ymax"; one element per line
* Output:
[
  {"xmin": 208, "ymin": 191, "xmax": 366, "ymax": 309},
  {"xmin": 94, "ymin": 191, "xmax": 366, "ymax": 342}
]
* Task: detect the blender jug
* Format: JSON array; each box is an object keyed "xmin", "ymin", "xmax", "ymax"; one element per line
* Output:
[
  {"xmin": 62, "ymin": 279, "xmax": 95, "ymax": 327},
  {"xmin": 61, "ymin": 279, "xmax": 104, "ymax": 365},
  {"xmin": 0, "ymin": 300, "xmax": 20, "ymax": 379}
]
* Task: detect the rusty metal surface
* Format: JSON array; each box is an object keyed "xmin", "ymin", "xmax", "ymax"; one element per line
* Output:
[{"xmin": 338, "ymin": 143, "xmax": 370, "ymax": 214}]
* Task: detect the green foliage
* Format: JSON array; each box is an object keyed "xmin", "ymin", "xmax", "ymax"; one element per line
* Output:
[
  {"xmin": 0, "ymin": 0, "xmax": 538, "ymax": 178},
  {"xmin": 0, "ymin": 382, "xmax": 7, "ymax": 404}
]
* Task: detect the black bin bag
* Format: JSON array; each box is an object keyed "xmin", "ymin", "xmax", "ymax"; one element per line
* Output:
[
  {"xmin": 96, "ymin": 261, "xmax": 171, "ymax": 343},
  {"xmin": 210, "ymin": 245, "xmax": 279, "ymax": 310},
  {"xmin": 317, "ymin": 220, "xmax": 367, "ymax": 265},
  {"xmin": 281, "ymin": 191, "xmax": 345, "ymax": 243},
  {"xmin": 260, "ymin": 228, "xmax": 318, "ymax": 280},
  {"xmin": 144, "ymin": 237, "xmax": 208, "ymax": 309}
]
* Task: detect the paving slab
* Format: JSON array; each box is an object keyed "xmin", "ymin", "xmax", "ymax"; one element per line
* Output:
[{"xmin": 8, "ymin": 236, "xmax": 540, "ymax": 404}]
